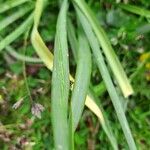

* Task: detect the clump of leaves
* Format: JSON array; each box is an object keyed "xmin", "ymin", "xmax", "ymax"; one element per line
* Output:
[{"xmin": 0, "ymin": 0, "xmax": 150, "ymax": 149}]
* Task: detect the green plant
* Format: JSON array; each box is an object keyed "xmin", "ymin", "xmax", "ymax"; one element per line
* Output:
[{"xmin": 1, "ymin": 0, "xmax": 150, "ymax": 149}]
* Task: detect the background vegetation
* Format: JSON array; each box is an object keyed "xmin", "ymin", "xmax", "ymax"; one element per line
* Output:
[{"xmin": 0, "ymin": 0, "xmax": 150, "ymax": 149}]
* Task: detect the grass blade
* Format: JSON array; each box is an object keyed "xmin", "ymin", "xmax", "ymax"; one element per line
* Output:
[
  {"xmin": 71, "ymin": 31, "xmax": 91, "ymax": 130},
  {"xmin": 119, "ymin": 4, "xmax": 150, "ymax": 18},
  {"xmin": 0, "ymin": 14, "xmax": 33, "ymax": 52},
  {"xmin": 76, "ymin": 8, "xmax": 136, "ymax": 150},
  {"xmin": 69, "ymin": 109, "xmax": 74, "ymax": 150},
  {"xmin": 31, "ymin": 0, "xmax": 53, "ymax": 70},
  {"xmin": 0, "ymin": 0, "xmax": 31, "ymax": 13},
  {"xmin": 51, "ymin": 0, "xmax": 70, "ymax": 149},
  {"xmin": 5, "ymin": 44, "xmax": 41, "ymax": 63},
  {"xmin": 73, "ymin": 0, "xmax": 133, "ymax": 98},
  {"xmin": 67, "ymin": 19, "xmax": 78, "ymax": 62},
  {"xmin": 0, "ymin": 5, "xmax": 33, "ymax": 31},
  {"xmin": 31, "ymin": 30, "xmax": 54, "ymax": 69}
]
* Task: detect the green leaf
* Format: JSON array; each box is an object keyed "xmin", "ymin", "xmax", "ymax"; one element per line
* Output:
[
  {"xmin": 67, "ymin": 19, "xmax": 78, "ymax": 62},
  {"xmin": 4, "ymin": 44, "xmax": 41, "ymax": 63},
  {"xmin": 69, "ymin": 109, "xmax": 74, "ymax": 150},
  {"xmin": 76, "ymin": 7, "xmax": 136, "ymax": 150},
  {"xmin": 119, "ymin": 4, "xmax": 150, "ymax": 18},
  {"xmin": 0, "ymin": 4, "xmax": 33, "ymax": 31},
  {"xmin": 73, "ymin": 0, "xmax": 133, "ymax": 98},
  {"xmin": 51, "ymin": 0, "xmax": 70, "ymax": 149},
  {"xmin": 71, "ymin": 31, "xmax": 91, "ymax": 130},
  {"xmin": 0, "ymin": 14, "xmax": 33, "ymax": 52},
  {"xmin": 0, "ymin": 0, "xmax": 31, "ymax": 13},
  {"xmin": 31, "ymin": 0, "xmax": 53, "ymax": 70}
]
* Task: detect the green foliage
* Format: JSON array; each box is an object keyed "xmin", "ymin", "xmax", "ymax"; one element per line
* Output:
[
  {"xmin": 51, "ymin": 0, "xmax": 70, "ymax": 149},
  {"xmin": 0, "ymin": 0, "xmax": 150, "ymax": 149},
  {"xmin": 71, "ymin": 32, "xmax": 91, "ymax": 131}
]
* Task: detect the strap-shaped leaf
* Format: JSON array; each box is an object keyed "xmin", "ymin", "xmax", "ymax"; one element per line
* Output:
[
  {"xmin": 4, "ymin": 44, "xmax": 41, "ymax": 63},
  {"xmin": 51, "ymin": 0, "xmax": 70, "ymax": 149},
  {"xmin": 119, "ymin": 4, "xmax": 150, "ymax": 18},
  {"xmin": 73, "ymin": 0, "xmax": 133, "ymax": 98},
  {"xmin": 0, "ymin": 14, "xmax": 33, "ymax": 52},
  {"xmin": 0, "ymin": 0, "xmax": 31, "ymax": 13},
  {"xmin": 76, "ymin": 7, "xmax": 136, "ymax": 150},
  {"xmin": 71, "ymin": 32, "xmax": 91, "ymax": 130},
  {"xmin": 67, "ymin": 19, "xmax": 78, "ymax": 62},
  {"xmin": 31, "ymin": 0, "xmax": 53, "ymax": 70},
  {"xmin": 31, "ymin": 30, "xmax": 53, "ymax": 69},
  {"xmin": 0, "ymin": 4, "xmax": 33, "ymax": 31}
]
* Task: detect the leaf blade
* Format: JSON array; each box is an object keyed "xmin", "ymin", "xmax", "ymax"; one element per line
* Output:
[
  {"xmin": 119, "ymin": 4, "xmax": 150, "ymax": 18},
  {"xmin": 0, "ymin": 0, "xmax": 31, "ymax": 13},
  {"xmin": 71, "ymin": 32, "xmax": 91, "ymax": 130},
  {"xmin": 0, "ymin": 14, "xmax": 33, "ymax": 52},
  {"xmin": 0, "ymin": 4, "xmax": 33, "ymax": 31},
  {"xmin": 51, "ymin": 0, "xmax": 70, "ymax": 149}
]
